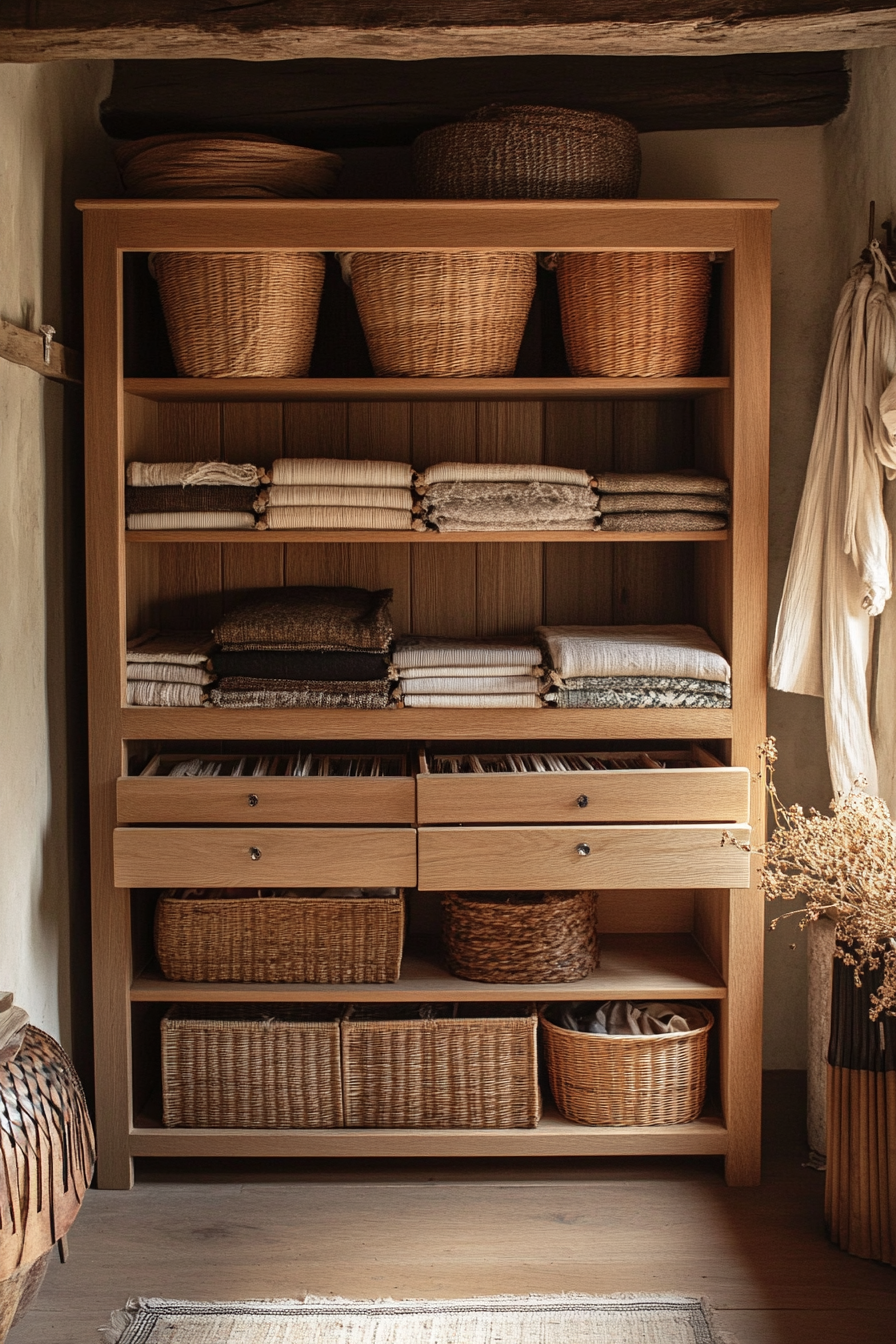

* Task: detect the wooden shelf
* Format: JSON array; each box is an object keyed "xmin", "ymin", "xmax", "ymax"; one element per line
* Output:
[
  {"xmin": 125, "ymin": 527, "xmax": 728, "ymax": 545},
  {"xmin": 120, "ymin": 705, "xmax": 733, "ymax": 741},
  {"xmin": 131, "ymin": 935, "xmax": 726, "ymax": 1004},
  {"xmin": 124, "ymin": 376, "xmax": 730, "ymax": 403}
]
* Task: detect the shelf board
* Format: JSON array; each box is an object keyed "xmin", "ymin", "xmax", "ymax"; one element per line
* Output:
[
  {"xmin": 125, "ymin": 528, "xmax": 729, "ymax": 545},
  {"xmin": 130, "ymin": 1105, "xmax": 727, "ymax": 1158},
  {"xmin": 124, "ymin": 376, "xmax": 729, "ymax": 403},
  {"xmin": 120, "ymin": 705, "xmax": 733, "ymax": 741},
  {"xmin": 131, "ymin": 935, "xmax": 726, "ymax": 1005}
]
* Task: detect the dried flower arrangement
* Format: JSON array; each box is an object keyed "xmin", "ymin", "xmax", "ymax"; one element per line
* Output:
[{"xmin": 725, "ymin": 738, "xmax": 896, "ymax": 1020}]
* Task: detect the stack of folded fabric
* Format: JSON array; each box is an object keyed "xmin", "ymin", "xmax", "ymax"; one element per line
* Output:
[
  {"xmin": 209, "ymin": 585, "xmax": 394, "ymax": 709},
  {"xmin": 538, "ymin": 624, "xmax": 731, "ymax": 708},
  {"xmin": 259, "ymin": 458, "xmax": 416, "ymax": 530},
  {"xmin": 593, "ymin": 471, "xmax": 729, "ymax": 532},
  {"xmin": 126, "ymin": 630, "xmax": 215, "ymax": 706},
  {"xmin": 415, "ymin": 462, "xmax": 599, "ymax": 532},
  {"xmin": 125, "ymin": 460, "xmax": 265, "ymax": 530},
  {"xmin": 393, "ymin": 636, "xmax": 544, "ymax": 708}
]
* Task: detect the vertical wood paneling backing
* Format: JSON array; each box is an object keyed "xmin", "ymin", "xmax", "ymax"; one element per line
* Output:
[
  {"xmin": 283, "ymin": 401, "xmax": 347, "ymax": 458},
  {"xmin": 156, "ymin": 402, "xmax": 222, "ymax": 461},
  {"xmin": 477, "ymin": 401, "xmax": 545, "ymax": 633},
  {"xmin": 222, "ymin": 403, "xmax": 284, "ymax": 600},
  {"xmin": 544, "ymin": 401, "xmax": 615, "ymax": 625},
  {"xmin": 411, "ymin": 402, "xmax": 478, "ymax": 635}
]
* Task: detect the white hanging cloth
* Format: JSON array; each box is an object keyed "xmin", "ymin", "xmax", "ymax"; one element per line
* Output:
[{"xmin": 769, "ymin": 242, "xmax": 896, "ymax": 797}]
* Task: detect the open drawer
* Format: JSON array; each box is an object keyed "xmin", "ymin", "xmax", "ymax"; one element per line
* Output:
[
  {"xmin": 113, "ymin": 826, "xmax": 418, "ymax": 888},
  {"xmin": 416, "ymin": 746, "xmax": 749, "ymax": 824},
  {"xmin": 118, "ymin": 752, "xmax": 416, "ymax": 825},
  {"xmin": 417, "ymin": 823, "xmax": 750, "ymax": 890}
]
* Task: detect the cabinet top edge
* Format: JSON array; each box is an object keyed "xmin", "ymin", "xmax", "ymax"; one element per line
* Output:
[{"xmin": 76, "ymin": 198, "xmax": 780, "ymax": 213}]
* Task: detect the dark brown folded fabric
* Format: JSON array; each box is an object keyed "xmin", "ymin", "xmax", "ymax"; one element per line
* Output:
[
  {"xmin": 213, "ymin": 586, "xmax": 394, "ymax": 653},
  {"xmin": 217, "ymin": 677, "xmax": 392, "ymax": 695},
  {"xmin": 211, "ymin": 650, "xmax": 390, "ymax": 681},
  {"xmin": 125, "ymin": 485, "xmax": 261, "ymax": 513}
]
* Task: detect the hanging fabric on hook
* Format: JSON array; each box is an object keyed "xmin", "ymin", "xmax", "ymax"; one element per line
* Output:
[{"xmin": 770, "ymin": 240, "xmax": 896, "ymax": 796}]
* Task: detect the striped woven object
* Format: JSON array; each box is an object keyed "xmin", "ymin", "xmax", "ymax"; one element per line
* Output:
[
  {"xmin": 398, "ymin": 675, "xmax": 539, "ymax": 694},
  {"xmin": 126, "ymin": 632, "xmax": 215, "ymax": 667},
  {"xmin": 115, "ymin": 133, "xmax": 343, "ymax": 200},
  {"xmin": 393, "ymin": 637, "xmax": 542, "ymax": 670},
  {"xmin": 599, "ymin": 512, "xmax": 727, "ymax": 533},
  {"xmin": 592, "ymin": 471, "xmax": 729, "ymax": 496},
  {"xmin": 418, "ymin": 462, "xmax": 592, "ymax": 487},
  {"xmin": 126, "ymin": 461, "xmax": 263, "ymax": 488},
  {"xmin": 125, "ymin": 485, "xmax": 262, "ymax": 514},
  {"xmin": 126, "ymin": 680, "xmax": 208, "ymax": 707},
  {"xmin": 127, "ymin": 663, "xmax": 214, "ymax": 686},
  {"xmin": 598, "ymin": 492, "xmax": 727, "ymax": 514},
  {"xmin": 263, "ymin": 506, "xmax": 413, "ymax": 531},
  {"xmin": 264, "ymin": 484, "xmax": 413, "ymax": 510},
  {"xmin": 537, "ymin": 625, "xmax": 731, "ymax": 683},
  {"xmin": 271, "ymin": 458, "xmax": 414, "ymax": 488},
  {"xmin": 127, "ymin": 512, "xmax": 258, "ymax": 531}
]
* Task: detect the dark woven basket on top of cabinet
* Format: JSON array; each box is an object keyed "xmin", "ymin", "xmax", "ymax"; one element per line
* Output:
[{"xmin": 442, "ymin": 890, "xmax": 599, "ymax": 983}]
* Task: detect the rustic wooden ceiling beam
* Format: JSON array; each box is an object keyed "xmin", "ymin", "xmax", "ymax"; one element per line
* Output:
[{"xmin": 1, "ymin": 3, "xmax": 895, "ymax": 61}]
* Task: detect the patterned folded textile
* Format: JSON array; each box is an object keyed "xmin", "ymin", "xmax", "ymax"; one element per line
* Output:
[
  {"xmin": 210, "ymin": 687, "xmax": 393, "ymax": 709},
  {"xmin": 417, "ymin": 462, "xmax": 592, "ymax": 487},
  {"xmin": 393, "ymin": 637, "xmax": 542, "ymax": 670},
  {"xmin": 561, "ymin": 675, "xmax": 729, "ymax": 694},
  {"xmin": 546, "ymin": 686, "xmax": 730, "ymax": 708},
  {"xmin": 217, "ymin": 677, "xmax": 392, "ymax": 696},
  {"xmin": 127, "ymin": 631, "xmax": 215, "ymax": 666},
  {"xmin": 597, "ymin": 492, "xmax": 728, "ymax": 514},
  {"xmin": 126, "ymin": 512, "xmax": 258, "ymax": 530},
  {"xmin": 398, "ymin": 675, "xmax": 539, "ymax": 694},
  {"xmin": 422, "ymin": 481, "xmax": 597, "ymax": 507},
  {"xmin": 591, "ymin": 471, "xmax": 729, "ymax": 497},
  {"xmin": 431, "ymin": 515, "xmax": 596, "ymax": 532},
  {"xmin": 126, "ymin": 461, "xmax": 263, "ymax": 488},
  {"xmin": 264, "ymin": 484, "xmax": 414, "ymax": 510},
  {"xmin": 599, "ymin": 512, "xmax": 727, "ymax": 533},
  {"xmin": 214, "ymin": 586, "xmax": 394, "ymax": 653},
  {"xmin": 211, "ymin": 650, "xmax": 390, "ymax": 681},
  {"xmin": 126, "ymin": 680, "xmax": 208, "ymax": 707},
  {"xmin": 271, "ymin": 458, "xmax": 414, "ymax": 488},
  {"xmin": 262, "ymin": 506, "xmax": 413, "ymax": 531},
  {"xmin": 127, "ymin": 663, "xmax": 214, "ymax": 686},
  {"xmin": 125, "ymin": 485, "xmax": 262, "ymax": 514},
  {"xmin": 401, "ymin": 693, "xmax": 544, "ymax": 708},
  {"xmin": 537, "ymin": 624, "xmax": 731, "ymax": 683}
]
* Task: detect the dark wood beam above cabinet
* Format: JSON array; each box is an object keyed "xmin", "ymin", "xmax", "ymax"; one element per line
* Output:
[{"xmin": 0, "ymin": 2, "xmax": 894, "ymax": 61}]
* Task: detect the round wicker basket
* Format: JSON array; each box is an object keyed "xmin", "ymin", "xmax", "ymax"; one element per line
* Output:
[
  {"xmin": 541, "ymin": 1003, "xmax": 714, "ymax": 1126},
  {"xmin": 442, "ymin": 890, "xmax": 598, "ymax": 983},
  {"xmin": 556, "ymin": 251, "xmax": 712, "ymax": 377},
  {"xmin": 413, "ymin": 104, "xmax": 640, "ymax": 200},
  {"xmin": 150, "ymin": 251, "xmax": 325, "ymax": 378},
  {"xmin": 116, "ymin": 133, "xmax": 343, "ymax": 199},
  {"xmin": 346, "ymin": 250, "xmax": 537, "ymax": 377}
]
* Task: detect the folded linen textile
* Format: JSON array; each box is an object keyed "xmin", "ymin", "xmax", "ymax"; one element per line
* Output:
[
  {"xmin": 546, "ymin": 686, "xmax": 730, "ymax": 708},
  {"xmin": 127, "ymin": 663, "xmax": 214, "ymax": 686},
  {"xmin": 417, "ymin": 462, "xmax": 592, "ymax": 487},
  {"xmin": 422, "ymin": 481, "xmax": 598, "ymax": 508},
  {"xmin": 126, "ymin": 461, "xmax": 263, "ymax": 488},
  {"xmin": 211, "ymin": 650, "xmax": 390, "ymax": 681},
  {"xmin": 126, "ymin": 511, "xmax": 258, "ymax": 531},
  {"xmin": 271, "ymin": 458, "xmax": 414, "ymax": 488},
  {"xmin": 400, "ymin": 663, "xmax": 541, "ymax": 679},
  {"xmin": 599, "ymin": 511, "xmax": 727, "ymax": 533},
  {"xmin": 597, "ymin": 492, "xmax": 728, "ymax": 514},
  {"xmin": 127, "ymin": 631, "xmax": 215, "ymax": 666},
  {"xmin": 561, "ymin": 674, "xmax": 729, "ymax": 694},
  {"xmin": 430, "ymin": 514, "xmax": 597, "ymax": 532},
  {"xmin": 217, "ymin": 676, "xmax": 392, "ymax": 696},
  {"xmin": 401, "ymin": 692, "xmax": 544, "ymax": 707},
  {"xmin": 125, "ymin": 485, "xmax": 262, "ymax": 514},
  {"xmin": 537, "ymin": 624, "xmax": 731, "ymax": 683},
  {"xmin": 591, "ymin": 471, "xmax": 729, "ymax": 497},
  {"xmin": 126, "ymin": 680, "xmax": 208, "ymax": 707},
  {"xmin": 554, "ymin": 1000, "xmax": 692, "ymax": 1035},
  {"xmin": 210, "ymin": 686, "xmax": 393, "ymax": 709},
  {"xmin": 393, "ymin": 636, "xmax": 542, "ymax": 670},
  {"xmin": 397, "ymin": 675, "xmax": 540, "ymax": 694},
  {"xmin": 214, "ymin": 586, "xmax": 394, "ymax": 653},
  {"xmin": 262, "ymin": 505, "xmax": 413, "ymax": 531},
  {"xmin": 264, "ymin": 484, "xmax": 413, "ymax": 510}
]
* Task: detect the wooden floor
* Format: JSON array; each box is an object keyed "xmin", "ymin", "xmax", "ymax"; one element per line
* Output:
[{"xmin": 9, "ymin": 1074, "xmax": 894, "ymax": 1344}]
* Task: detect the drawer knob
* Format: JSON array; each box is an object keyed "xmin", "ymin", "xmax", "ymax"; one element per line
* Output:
[
  {"xmin": 249, "ymin": 846, "xmax": 262, "ymax": 861},
  {"xmin": 247, "ymin": 793, "xmax": 259, "ymax": 807},
  {"xmin": 576, "ymin": 842, "xmax": 591, "ymax": 856},
  {"xmin": 576, "ymin": 794, "xmax": 589, "ymax": 808}
]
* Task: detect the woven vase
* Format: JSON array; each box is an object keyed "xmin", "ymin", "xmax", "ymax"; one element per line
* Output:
[
  {"xmin": 346, "ymin": 250, "xmax": 536, "ymax": 377},
  {"xmin": 442, "ymin": 890, "xmax": 598, "ymax": 983},
  {"xmin": 151, "ymin": 251, "xmax": 325, "ymax": 378}
]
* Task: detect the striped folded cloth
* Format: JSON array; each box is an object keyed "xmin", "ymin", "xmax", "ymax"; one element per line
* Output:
[
  {"xmin": 593, "ymin": 471, "xmax": 729, "ymax": 533},
  {"xmin": 263, "ymin": 484, "xmax": 413, "ymax": 510},
  {"xmin": 271, "ymin": 458, "xmax": 414, "ymax": 488},
  {"xmin": 126, "ymin": 631, "xmax": 215, "ymax": 667},
  {"xmin": 401, "ymin": 693, "xmax": 544, "ymax": 708},
  {"xmin": 126, "ymin": 461, "xmax": 265, "ymax": 487},
  {"xmin": 393, "ymin": 636, "xmax": 544, "ymax": 707},
  {"xmin": 261, "ymin": 506, "xmax": 414, "ymax": 531},
  {"xmin": 126, "ymin": 512, "xmax": 258, "ymax": 530},
  {"xmin": 393, "ymin": 637, "xmax": 542, "ymax": 670},
  {"xmin": 538, "ymin": 624, "xmax": 731, "ymax": 685},
  {"xmin": 126, "ymin": 680, "xmax": 208, "ymax": 707},
  {"xmin": 126, "ymin": 630, "xmax": 216, "ymax": 706},
  {"xmin": 416, "ymin": 462, "xmax": 592, "ymax": 488},
  {"xmin": 600, "ymin": 512, "xmax": 727, "ymax": 533}
]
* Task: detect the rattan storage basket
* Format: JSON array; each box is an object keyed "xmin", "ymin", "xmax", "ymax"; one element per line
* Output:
[
  {"xmin": 150, "ymin": 250, "xmax": 325, "ymax": 377},
  {"xmin": 155, "ymin": 888, "xmax": 405, "ymax": 984},
  {"xmin": 412, "ymin": 104, "xmax": 640, "ymax": 200},
  {"xmin": 541, "ymin": 1003, "xmax": 713, "ymax": 1126},
  {"xmin": 116, "ymin": 133, "xmax": 343, "ymax": 199},
  {"xmin": 161, "ymin": 1003, "xmax": 344, "ymax": 1128},
  {"xmin": 555, "ymin": 251, "xmax": 712, "ymax": 377},
  {"xmin": 341, "ymin": 1003, "xmax": 541, "ymax": 1128},
  {"xmin": 442, "ymin": 890, "xmax": 598, "ymax": 983},
  {"xmin": 343, "ymin": 250, "xmax": 536, "ymax": 377}
]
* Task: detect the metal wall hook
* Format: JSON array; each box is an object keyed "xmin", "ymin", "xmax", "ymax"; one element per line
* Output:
[{"xmin": 39, "ymin": 323, "xmax": 55, "ymax": 365}]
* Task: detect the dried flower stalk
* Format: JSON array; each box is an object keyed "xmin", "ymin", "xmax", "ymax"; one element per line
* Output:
[{"xmin": 725, "ymin": 738, "xmax": 896, "ymax": 1020}]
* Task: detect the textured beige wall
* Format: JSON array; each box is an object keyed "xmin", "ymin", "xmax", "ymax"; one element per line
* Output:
[{"xmin": 0, "ymin": 61, "xmax": 115, "ymax": 1046}]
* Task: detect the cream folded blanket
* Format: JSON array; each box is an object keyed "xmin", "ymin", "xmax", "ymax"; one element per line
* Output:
[
  {"xmin": 393, "ymin": 637, "xmax": 542, "ymax": 669},
  {"xmin": 401, "ymin": 693, "xmax": 544, "ymax": 707},
  {"xmin": 271, "ymin": 458, "xmax": 414, "ymax": 488},
  {"xmin": 401, "ymin": 663, "xmax": 542, "ymax": 678},
  {"xmin": 126, "ymin": 461, "xmax": 263, "ymax": 488},
  {"xmin": 127, "ymin": 663, "xmax": 214, "ymax": 686},
  {"xmin": 398, "ymin": 675, "xmax": 540, "ymax": 694},
  {"xmin": 599, "ymin": 512, "xmax": 727, "ymax": 533},
  {"xmin": 126, "ymin": 680, "xmax": 208, "ymax": 707},
  {"xmin": 591, "ymin": 471, "xmax": 729, "ymax": 497},
  {"xmin": 598, "ymin": 492, "xmax": 728, "ymax": 514},
  {"xmin": 264, "ymin": 484, "xmax": 413, "ymax": 510},
  {"xmin": 417, "ymin": 461, "xmax": 592, "ymax": 487},
  {"xmin": 127, "ymin": 512, "xmax": 258, "ymax": 530},
  {"xmin": 537, "ymin": 624, "xmax": 731, "ymax": 683},
  {"xmin": 261, "ymin": 506, "xmax": 413, "ymax": 531},
  {"xmin": 127, "ymin": 631, "xmax": 215, "ymax": 666}
]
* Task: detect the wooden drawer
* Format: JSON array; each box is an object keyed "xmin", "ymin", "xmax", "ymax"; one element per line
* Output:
[
  {"xmin": 416, "ymin": 824, "xmax": 750, "ymax": 891},
  {"xmin": 417, "ymin": 747, "xmax": 749, "ymax": 824},
  {"xmin": 113, "ymin": 827, "xmax": 417, "ymax": 889}
]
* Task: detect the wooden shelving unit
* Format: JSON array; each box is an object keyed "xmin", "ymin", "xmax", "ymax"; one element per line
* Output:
[{"xmin": 81, "ymin": 197, "xmax": 772, "ymax": 1190}]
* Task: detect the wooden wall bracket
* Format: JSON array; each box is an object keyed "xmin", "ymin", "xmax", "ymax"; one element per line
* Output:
[{"xmin": 0, "ymin": 318, "xmax": 83, "ymax": 385}]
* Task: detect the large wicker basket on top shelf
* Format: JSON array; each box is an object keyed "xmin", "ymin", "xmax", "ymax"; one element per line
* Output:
[
  {"xmin": 442, "ymin": 890, "xmax": 598, "ymax": 983},
  {"xmin": 115, "ymin": 133, "xmax": 343, "ymax": 200}
]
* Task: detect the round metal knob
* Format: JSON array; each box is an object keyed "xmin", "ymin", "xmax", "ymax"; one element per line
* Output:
[
  {"xmin": 576, "ymin": 794, "xmax": 589, "ymax": 808},
  {"xmin": 249, "ymin": 846, "xmax": 262, "ymax": 861},
  {"xmin": 247, "ymin": 793, "xmax": 259, "ymax": 807},
  {"xmin": 576, "ymin": 842, "xmax": 591, "ymax": 856}
]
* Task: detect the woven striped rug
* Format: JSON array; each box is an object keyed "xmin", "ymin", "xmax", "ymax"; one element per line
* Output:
[{"xmin": 103, "ymin": 1293, "xmax": 740, "ymax": 1344}]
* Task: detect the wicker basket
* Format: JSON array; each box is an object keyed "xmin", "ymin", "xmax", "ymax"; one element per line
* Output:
[
  {"xmin": 442, "ymin": 890, "xmax": 598, "ymax": 983},
  {"xmin": 155, "ymin": 888, "xmax": 405, "ymax": 984},
  {"xmin": 151, "ymin": 250, "xmax": 325, "ymax": 377},
  {"xmin": 541, "ymin": 1003, "xmax": 714, "ymax": 1126},
  {"xmin": 344, "ymin": 251, "xmax": 536, "ymax": 377},
  {"xmin": 116, "ymin": 133, "xmax": 343, "ymax": 199},
  {"xmin": 413, "ymin": 104, "xmax": 640, "ymax": 200},
  {"xmin": 556, "ymin": 251, "xmax": 711, "ymax": 377},
  {"xmin": 341, "ymin": 1003, "xmax": 541, "ymax": 1127},
  {"xmin": 161, "ymin": 1003, "xmax": 344, "ymax": 1128}
]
